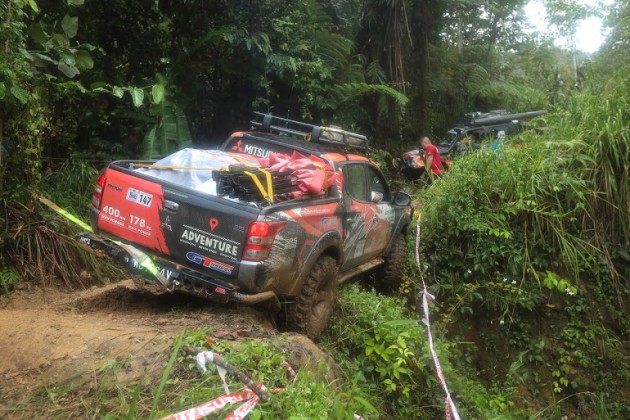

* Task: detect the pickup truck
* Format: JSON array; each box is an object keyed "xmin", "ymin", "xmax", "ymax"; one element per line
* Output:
[{"xmin": 82, "ymin": 114, "xmax": 413, "ymax": 338}]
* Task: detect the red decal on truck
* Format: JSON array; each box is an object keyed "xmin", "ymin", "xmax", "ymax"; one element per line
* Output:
[{"xmin": 97, "ymin": 170, "xmax": 170, "ymax": 255}]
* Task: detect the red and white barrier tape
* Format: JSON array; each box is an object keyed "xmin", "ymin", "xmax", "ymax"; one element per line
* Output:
[
  {"xmin": 163, "ymin": 351, "xmax": 360, "ymax": 420},
  {"xmin": 281, "ymin": 360, "xmax": 297, "ymax": 381},
  {"xmin": 161, "ymin": 392, "xmax": 253, "ymax": 420},
  {"xmin": 224, "ymin": 394, "xmax": 259, "ymax": 420},
  {"xmin": 415, "ymin": 213, "xmax": 461, "ymax": 420}
]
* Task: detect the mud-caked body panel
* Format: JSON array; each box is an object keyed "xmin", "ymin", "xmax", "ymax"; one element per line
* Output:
[
  {"xmin": 92, "ymin": 133, "xmax": 411, "ymax": 298},
  {"xmin": 266, "ymin": 201, "xmax": 345, "ymax": 296}
]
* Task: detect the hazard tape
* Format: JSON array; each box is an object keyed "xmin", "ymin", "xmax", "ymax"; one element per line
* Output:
[
  {"xmin": 35, "ymin": 194, "xmax": 93, "ymax": 232},
  {"xmin": 161, "ymin": 392, "xmax": 252, "ymax": 420},
  {"xmin": 164, "ymin": 351, "xmax": 364, "ymax": 420},
  {"xmin": 415, "ymin": 213, "xmax": 461, "ymax": 420},
  {"xmin": 224, "ymin": 394, "xmax": 259, "ymax": 420},
  {"xmin": 35, "ymin": 194, "xmax": 170, "ymax": 287},
  {"xmin": 163, "ymin": 352, "xmax": 294, "ymax": 420},
  {"xmin": 281, "ymin": 360, "xmax": 296, "ymax": 381}
]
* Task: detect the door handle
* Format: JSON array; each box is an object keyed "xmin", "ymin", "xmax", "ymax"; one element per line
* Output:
[{"xmin": 164, "ymin": 200, "xmax": 180, "ymax": 211}]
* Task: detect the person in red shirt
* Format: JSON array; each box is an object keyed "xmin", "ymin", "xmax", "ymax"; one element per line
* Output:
[{"xmin": 421, "ymin": 136, "xmax": 445, "ymax": 180}]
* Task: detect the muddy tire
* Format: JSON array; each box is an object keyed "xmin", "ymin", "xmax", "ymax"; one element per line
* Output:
[
  {"xmin": 381, "ymin": 234, "xmax": 407, "ymax": 288},
  {"xmin": 286, "ymin": 256, "xmax": 338, "ymax": 339}
]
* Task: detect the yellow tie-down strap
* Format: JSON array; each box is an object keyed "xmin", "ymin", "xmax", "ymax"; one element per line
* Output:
[
  {"xmin": 132, "ymin": 163, "xmax": 229, "ymax": 171},
  {"xmin": 229, "ymin": 153, "xmax": 258, "ymax": 166},
  {"xmin": 311, "ymin": 162, "xmax": 329, "ymax": 190},
  {"xmin": 243, "ymin": 169, "xmax": 274, "ymax": 203}
]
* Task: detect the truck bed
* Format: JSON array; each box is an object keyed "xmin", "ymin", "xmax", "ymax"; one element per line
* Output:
[{"xmin": 94, "ymin": 161, "xmax": 261, "ymax": 285}]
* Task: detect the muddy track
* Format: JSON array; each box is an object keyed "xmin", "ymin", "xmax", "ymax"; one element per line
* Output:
[{"xmin": 0, "ymin": 280, "xmax": 274, "ymax": 413}]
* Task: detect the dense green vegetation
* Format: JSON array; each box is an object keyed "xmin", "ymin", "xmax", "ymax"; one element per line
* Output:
[{"xmin": 0, "ymin": 0, "xmax": 628, "ymax": 418}]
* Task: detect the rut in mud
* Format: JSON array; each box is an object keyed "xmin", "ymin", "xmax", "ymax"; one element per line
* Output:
[{"xmin": 0, "ymin": 280, "xmax": 275, "ymax": 413}]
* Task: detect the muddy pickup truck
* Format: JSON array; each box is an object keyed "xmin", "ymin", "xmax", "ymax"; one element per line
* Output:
[{"xmin": 81, "ymin": 114, "xmax": 413, "ymax": 337}]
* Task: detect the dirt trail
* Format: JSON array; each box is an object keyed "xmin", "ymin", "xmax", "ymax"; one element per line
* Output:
[{"xmin": 0, "ymin": 280, "xmax": 273, "ymax": 411}]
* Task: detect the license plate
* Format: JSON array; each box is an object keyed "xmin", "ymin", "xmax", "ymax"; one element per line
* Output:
[
  {"xmin": 126, "ymin": 188, "xmax": 153, "ymax": 207},
  {"xmin": 129, "ymin": 258, "xmax": 176, "ymax": 282}
]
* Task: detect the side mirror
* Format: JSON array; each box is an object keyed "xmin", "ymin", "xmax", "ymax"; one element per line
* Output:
[
  {"xmin": 393, "ymin": 191, "xmax": 412, "ymax": 207},
  {"xmin": 371, "ymin": 191, "xmax": 383, "ymax": 203}
]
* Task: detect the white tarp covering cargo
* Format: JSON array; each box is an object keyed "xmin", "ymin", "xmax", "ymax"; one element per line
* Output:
[{"xmin": 136, "ymin": 149, "xmax": 260, "ymax": 195}]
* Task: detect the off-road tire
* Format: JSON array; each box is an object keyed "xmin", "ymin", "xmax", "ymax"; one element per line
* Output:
[
  {"xmin": 286, "ymin": 256, "xmax": 338, "ymax": 339},
  {"xmin": 381, "ymin": 234, "xmax": 407, "ymax": 288}
]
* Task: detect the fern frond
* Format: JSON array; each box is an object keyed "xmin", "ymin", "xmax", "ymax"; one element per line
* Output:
[{"xmin": 335, "ymin": 82, "xmax": 409, "ymax": 107}]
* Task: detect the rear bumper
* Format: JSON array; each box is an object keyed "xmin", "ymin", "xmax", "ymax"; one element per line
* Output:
[{"xmin": 77, "ymin": 232, "xmax": 278, "ymax": 310}]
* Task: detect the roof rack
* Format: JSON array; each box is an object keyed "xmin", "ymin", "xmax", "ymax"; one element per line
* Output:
[
  {"xmin": 457, "ymin": 110, "xmax": 546, "ymax": 127},
  {"xmin": 458, "ymin": 110, "xmax": 510, "ymax": 125},
  {"xmin": 250, "ymin": 112, "xmax": 369, "ymax": 152}
]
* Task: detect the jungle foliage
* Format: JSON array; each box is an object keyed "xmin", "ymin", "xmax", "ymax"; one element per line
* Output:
[{"xmin": 416, "ymin": 73, "xmax": 629, "ymax": 416}]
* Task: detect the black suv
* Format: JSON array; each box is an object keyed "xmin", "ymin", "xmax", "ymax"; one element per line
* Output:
[{"xmin": 401, "ymin": 110, "xmax": 546, "ymax": 179}]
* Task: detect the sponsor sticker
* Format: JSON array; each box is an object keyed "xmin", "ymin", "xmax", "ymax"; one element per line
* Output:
[
  {"xmin": 243, "ymin": 144, "xmax": 272, "ymax": 159},
  {"xmin": 100, "ymin": 205, "xmax": 126, "ymax": 227},
  {"xmin": 162, "ymin": 215, "xmax": 173, "ymax": 232},
  {"xmin": 186, "ymin": 252, "xmax": 235, "ymax": 275},
  {"xmin": 302, "ymin": 207, "xmax": 332, "ymax": 216},
  {"xmin": 180, "ymin": 224, "xmax": 240, "ymax": 260},
  {"xmin": 126, "ymin": 188, "xmax": 153, "ymax": 207}
]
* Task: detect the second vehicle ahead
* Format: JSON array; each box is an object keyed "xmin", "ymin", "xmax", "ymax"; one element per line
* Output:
[{"xmin": 401, "ymin": 109, "xmax": 546, "ymax": 179}]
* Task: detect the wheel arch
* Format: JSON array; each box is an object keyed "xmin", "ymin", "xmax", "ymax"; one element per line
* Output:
[{"xmin": 286, "ymin": 231, "xmax": 342, "ymax": 296}]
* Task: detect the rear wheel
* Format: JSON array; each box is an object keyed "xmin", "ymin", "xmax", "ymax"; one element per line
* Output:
[
  {"xmin": 381, "ymin": 234, "xmax": 407, "ymax": 289},
  {"xmin": 286, "ymin": 256, "xmax": 338, "ymax": 339}
]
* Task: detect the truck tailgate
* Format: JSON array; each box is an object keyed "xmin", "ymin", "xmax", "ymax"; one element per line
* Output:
[{"xmin": 96, "ymin": 164, "xmax": 260, "ymax": 282}]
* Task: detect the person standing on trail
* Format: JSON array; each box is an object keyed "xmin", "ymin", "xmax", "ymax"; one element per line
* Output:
[
  {"xmin": 491, "ymin": 130, "xmax": 506, "ymax": 151},
  {"xmin": 421, "ymin": 136, "xmax": 445, "ymax": 181}
]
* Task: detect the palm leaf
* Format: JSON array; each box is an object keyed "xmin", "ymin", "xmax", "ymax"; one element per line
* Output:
[{"xmin": 141, "ymin": 100, "xmax": 192, "ymax": 160}]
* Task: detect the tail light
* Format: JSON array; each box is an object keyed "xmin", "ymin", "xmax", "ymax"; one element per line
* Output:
[
  {"xmin": 243, "ymin": 221, "xmax": 287, "ymax": 262},
  {"xmin": 92, "ymin": 172, "xmax": 107, "ymax": 209}
]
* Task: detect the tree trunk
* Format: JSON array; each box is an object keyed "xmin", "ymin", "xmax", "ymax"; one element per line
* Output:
[
  {"xmin": 457, "ymin": 12, "xmax": 463, "ymax": 59},
  {"xmin": 406, "ymin": 0, "xmax": 434, "ymax": 136},
  {"xmin": 4, "ymin": 0, "xmax": 12, "ymax": 53}
]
